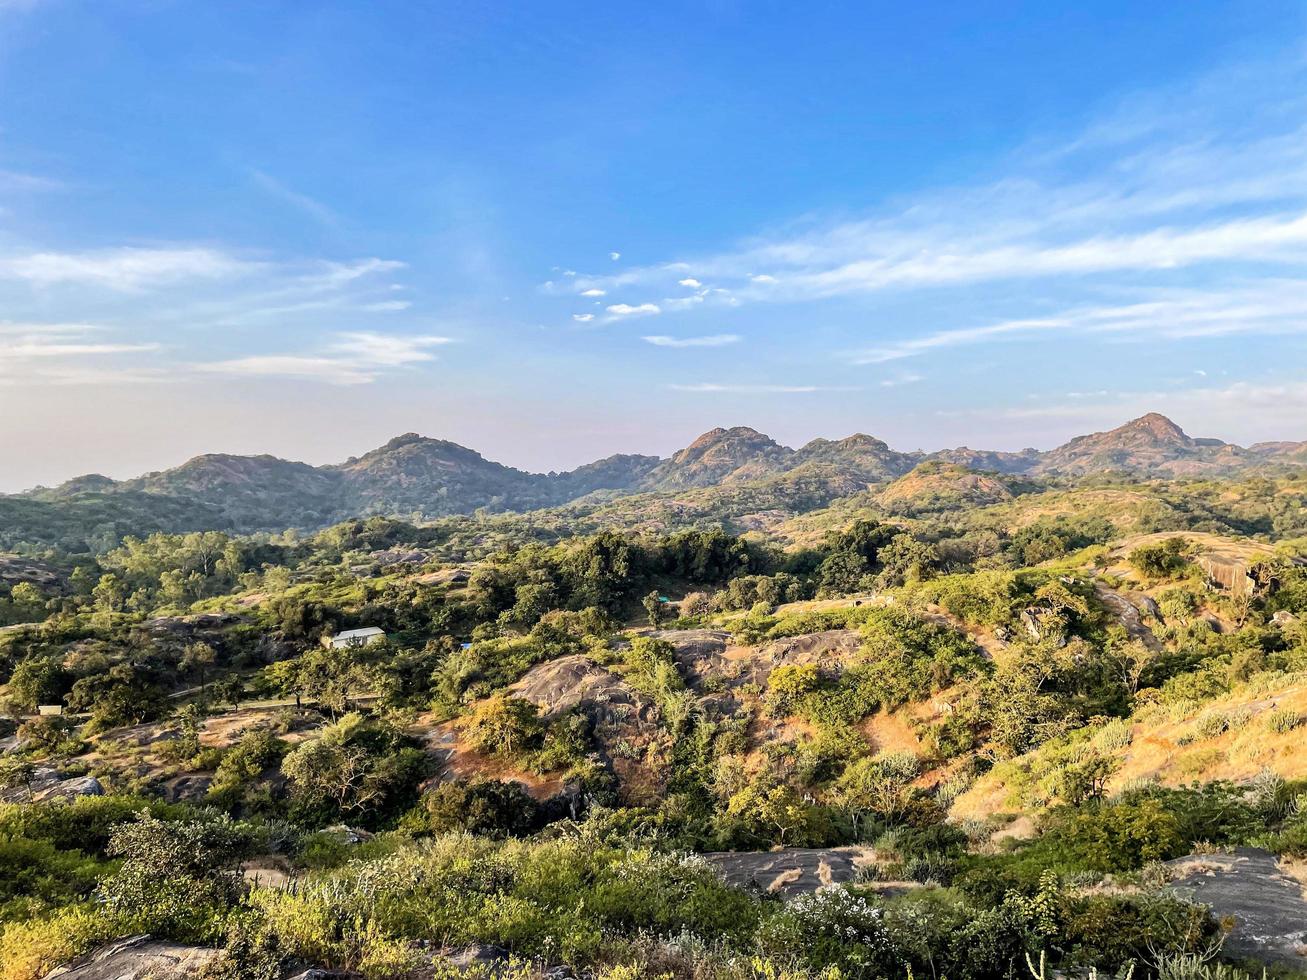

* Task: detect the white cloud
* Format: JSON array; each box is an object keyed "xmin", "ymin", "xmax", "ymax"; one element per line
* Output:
[
  {"xmin": 580, "ymin": 288, "xmax": 606, "ymax": 297},
  {"xmin": 328, "ymin": 331, "xmax": 450, "ymax": 365},
  {"xmin": 0, "ymin": 169, "xmax": 63, "ymax": 192},
  {"xmin": 606, "ymin": 302, "xmax": 660, "ymax": 317},
  {"xmin": 198, "ymin": 355, "xmax": 377, "ymax": 386},
  {"xmin": 305, "ymin": 257, "xmax": 406, "ymax": 286},
  {"xmin": 880, "ymin": 372, "xmax": 924, "ymax": 387},
  {"xmin": 609, "ymin": 251, "xmax": 621, "ymax": 261},
  {"xmin": 572, "ymin": 313, "xmax": 595, "ymax": 322},
  {"xmin": 0, "ymin": 322, "xmax": 164, "ymax": 385},
  {"xmin": 669, "ymin": 382, "xmax": 854, "ymax": 394},
  {"xmin": 678, "ymin": 278, "xmax": 702, "ymax": 288},
  {"xmin": 566, "ymin": 62, "xmax": 1307, "ymax": 338},
  {"xmin": 199, "ymin": 331, "xmax": 451, "ymax": 385},
  {"xmin": 642, "ymin": 334, "xmax": 740, "ymax": 348},
  {"xmin": 852, "ymin": 280, "xmax": 1307, "ymax": 364},
  {"xmin": 0, "ymin": 247, "xmax": 255, "ymax": 290},
  {"xmin": 360, "ymin": 300, "xmax": 412, "ymax": 312}
]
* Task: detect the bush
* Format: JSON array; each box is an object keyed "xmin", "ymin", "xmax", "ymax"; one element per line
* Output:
[
  {"xmin": 0, "ymin": 795, "xmax": 190, "ymax": 856},
  {"xmin": 757, "ymin": 888, "xmax": 898, "ymax": 978},
  {"xmin": 0, "ymin": 904, "xmax": 119, "ymax": 980},
  {"xmin": 99, "ymin": 812, "xmax": 256, "ymax": 942},
  {"xmin": 1265, "ymin": 707, "xmax": 1303, "ymax": 733},
  {"xmin": 412, "ymin": 778, "xmax": 543, "ymax": 838}
]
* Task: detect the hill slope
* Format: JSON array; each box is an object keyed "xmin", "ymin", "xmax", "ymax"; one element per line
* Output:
[{"xmin": 5, "ymin": 413, "xmax": 1304, "ymax": 550}]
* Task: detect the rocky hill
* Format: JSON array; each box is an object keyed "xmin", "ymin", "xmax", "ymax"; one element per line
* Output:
[
  {"xmin": 877, "ymin": 461, "xmax": 1018, "ymax": 513},
  {"xmin": 5, "ymin": 414, "xmax": 1304, "ymax": 550},
  {"xmin": 1031, "ymin": 413, "xmax": 1258, "ymax": 477},
  {"xmin": 637, "ymin": 426, "xmax": 796, "ymax": 489}
]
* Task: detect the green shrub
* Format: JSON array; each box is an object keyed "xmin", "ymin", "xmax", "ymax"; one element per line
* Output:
[{"xmin": 1265, "ymin": 707, "xmax": 1304, "ymax": 733}]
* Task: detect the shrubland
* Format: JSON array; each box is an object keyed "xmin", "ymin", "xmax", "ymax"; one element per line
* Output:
[{"xmin": 2, "ymin": 476, "xmax": 1307, "ymax": 979}]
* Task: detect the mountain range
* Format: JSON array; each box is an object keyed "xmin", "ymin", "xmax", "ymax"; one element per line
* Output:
[{"xmin": 6, "ymin": 414, "xmax": 1306, "ymax": 547}]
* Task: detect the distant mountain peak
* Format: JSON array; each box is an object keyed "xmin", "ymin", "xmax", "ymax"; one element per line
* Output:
[
  {"xmin": 1119, "ymin": 413, "xmax": 1192, "ymax": 444},
  {"xmin": 380, "ymin": 432, "xmax": 428, "ymax": 451}
]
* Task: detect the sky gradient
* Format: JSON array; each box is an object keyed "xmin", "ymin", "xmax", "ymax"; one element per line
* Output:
[{"xmin": 2, "ymin": 1, "xmax": 1306, "ymax": 490}]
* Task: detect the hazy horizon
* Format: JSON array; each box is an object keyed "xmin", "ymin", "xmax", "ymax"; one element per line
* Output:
[
  {"xmin": 3, "ymin": 2, "xmax": 1306, "ymax": 491},
  {"xmin": 7, "ymin": 407, "xmax": 1300, "ymax": 495}
]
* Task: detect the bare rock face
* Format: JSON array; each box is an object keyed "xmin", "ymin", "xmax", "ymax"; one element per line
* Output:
[
  {"xmin": 42, "ymin": 935, "xmax": 218, "ymax": 980},
  {"xmin": 702, "ymin": 847, "xmax": 872, "ymax": 899},
  {"xmin": 511, "ymin": 654, "xmax": 652, "ymax": 724},
  {"xmin": 645, "ymin": 629, "xmax": 734, "ymax": 687},
  {"xmin": 1, "ymin": 767, "xmax": 104, "ymax": 804},
  {"xmin": 33, "ymin": 775, "xmax": 103, "ymax": 802},
  {"xmin": 742, "ymin": 630, "xmax": 864, "ymax": 686},
  {"xmin": 1166, "ymin": 848, "xmax": 1307, "ymax": 965}
]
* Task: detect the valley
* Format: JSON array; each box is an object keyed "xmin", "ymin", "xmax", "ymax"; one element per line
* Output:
[{"xmin": 1, "ymin": 413, "xmax": 1307, "ymax": 980}]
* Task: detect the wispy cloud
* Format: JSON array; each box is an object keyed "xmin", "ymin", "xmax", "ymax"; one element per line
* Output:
[
  {"xmin": 852, "ymin": 280, "xmax": 1307, "ymax": 363},
  {"xmin": 198, "ymin": 331, "xmax": 451, "ymax": 386},
  {"xmin": 562, "ymin": 57, "xmax": 1307, "ymax": 368},
  {"xmin": 0, "ymin": 322, "xmax": 164, "ymax": 385},
  {"xmin": 669, "ymin": 382, "xmax": 855, "ymax": 394},
  {"xmin": 0, "ymin": 169, "xmax": 63, "ymax": 192},
  {"xmin": 249, "ymin": 169, "xmax": 338, "ymax": 226},
  {"xmin": 879, "ymin": 371, "xmax": 924, "ymax": 387},
  {"xmin": 642, "ymin": 334, "xmax": 740, "ymax": 348},
  {"xmin": 0, "ymin": 246, "xmax": 255, "ymax": 290}
]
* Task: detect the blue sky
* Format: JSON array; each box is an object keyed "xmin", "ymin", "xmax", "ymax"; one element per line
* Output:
[{"xmin": 1, "ymin": 1, "xmax": 1306, "ymax": 489}]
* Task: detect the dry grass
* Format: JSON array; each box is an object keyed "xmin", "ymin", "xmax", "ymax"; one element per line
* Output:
[{"xmin": 952, "ymin": 678, "xmax": 1307, "ymax": 820}]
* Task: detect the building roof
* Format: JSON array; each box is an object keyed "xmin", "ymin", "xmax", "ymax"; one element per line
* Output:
[{"xmin": 331, "ymin": 626, "xmax": 386, "ymax": 640}]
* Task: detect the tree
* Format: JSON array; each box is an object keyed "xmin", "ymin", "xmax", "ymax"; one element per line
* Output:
[
  {"xmin": 643, "ymin": 590, "xmax": 667, "ymax": 628},
  {"xmin": 418, "ymin": 778, "xmax": 541, "ymax": 837},
  {"xmin": 212, "ymin": 674, "xmax": 244, "ymax": 711},
  {"xmin": 4, "ymin": 656, "xmax": 69, "ymax": 714},
  {"xmin": 6, "ymin": 582, "xmax": 45, "ymax": 622},
  {"xmin": 68, "ymin": 662, "xmax": 168, "ymax": 730},
  {"xmin": 281, "ymin": 713, "xmax": 427, "ymax": 823},
  {"xmin": 875, "ymin": 534, "xmax": 939, "ymax": 589},
  {"xmin": 765, "ymin": 663, "xmax": 822, "ymax": 717},
  {"xmin": 265, "ymin": 645, "xmax": 371, "ymax": 717},
  {"xmin": 460, "ymin": 695, "xmax": 544, "ymax": 759},
  {"xmin": 681, "ymin": 591, "xmax": 713, "ymax": 618},
  {"xmin": 726, "ymin": 780, "xmax": 814, "ymax": 847},
  {"xmin": 1129, "ymin": 538, "xmax": 1190, "ymax": 579},
  {"xmin": 835, "ymin": 752, "xmax": 921, "ymax": 831},
  {"xmin": 0, "ymin": 756, "xmax": 37, "ymax": 800},
  {"xmin": 180, "ymin": 642, "xmax": 216, "ymax": 693},
  {"xmin": 100, "ymin": 813, "xmax": 252, "ymax": 942},
  {"xmin": 91, "ymin": 573, "xmax": 127, "ymax": 615}
]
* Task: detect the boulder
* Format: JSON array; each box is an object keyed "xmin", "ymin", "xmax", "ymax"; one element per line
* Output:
[
  {"xmin": 42, "ymin": 935, "xmax": 218, "ymax": 980},
  {"xmin": 34, "ymin": 775, "xmax": 104, "ymax": 802},
  {"xmin": 511, "ymin": 654, "xmax": 652, "ymax": 724}
]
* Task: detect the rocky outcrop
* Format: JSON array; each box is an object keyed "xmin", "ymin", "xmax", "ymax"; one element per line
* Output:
[
  {"xmin": 42, "ymin": 935, "xmax": 218, "ymax": 980},
  {"xmin": 511, "ymin": 655, "xmax": 652, "ymax": 725},
  {"xmin": 0, "ymin": 766, "xmax": 104, "ymax": 804},
  {"xmin": 34, "ymin": 775, "xmax": 103, "ymax": 802},
  {"xmin": 703, "ymin": 846, "xmax": 873, "ymax": 899},
  {"xmin": 1166, "ymin": 848, "xmax": 1307, "ymax": 965}
]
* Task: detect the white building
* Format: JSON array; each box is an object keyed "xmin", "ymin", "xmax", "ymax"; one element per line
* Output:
[{"xmin": 325, "ymin": 626, "xmax": 387, "ymax": 650}]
